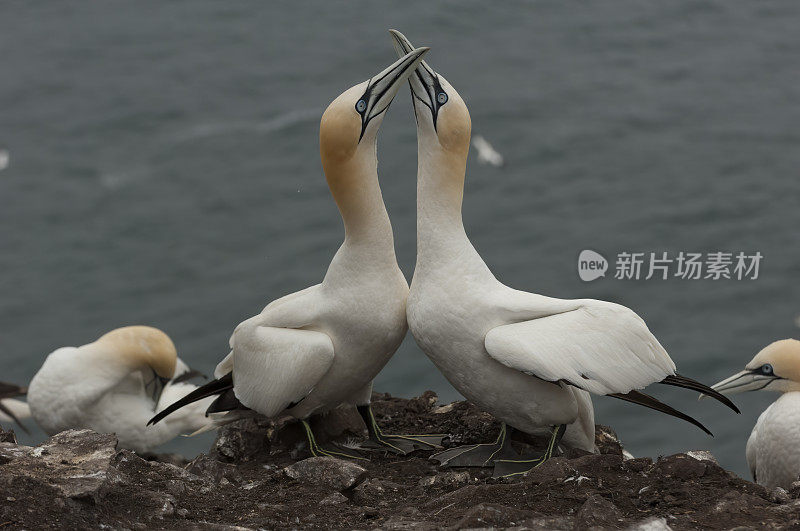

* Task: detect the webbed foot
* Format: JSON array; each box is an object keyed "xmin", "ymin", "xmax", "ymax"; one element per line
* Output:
[
  {"xmin": 357, "ymin": 405, "xmax": 445, "ymax": 455},
  {"xmin": 492, "ymin": 424, "xmax": 566, "ymax": 478},
  {"xmin": 431, "ymin": 423, "xmax": 516, "ymax": 467}
]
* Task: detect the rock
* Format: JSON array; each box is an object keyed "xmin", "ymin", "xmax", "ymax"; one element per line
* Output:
[
  {"xmin": 186, "ymin": 454, "xmax": 243, "ymax": 485},
  {"xmin": 622, "ymin": 449, "xmax": 636, "ymax": 460},
  {"xmin": 789, "ymin": 481, "xmax": 800, "ymax": 499},
  {"xmin": 319, "ymin": 492, "xmax": 348, "ymax": 505},
  {"xmin": 404, "ymin": 391, "xmax": 438, "ymax": 413},
  {"xmin": 654, "ymin": 453, "xmax": 708, "ymax": 480},
  {"xmin": 709, "ymin": 491, "xmax": 772, "ymax": 514},
  {"xmin": 353, "ymin": 478, "xmax": 404, "ymax": 504},
  {"xmin": 517, "ymin": 515, "xmax": 577, "ymax": 529},
  {"xmin": 378, "ymin": 515, "xmax": 437, "ymax": 530},
  {"xmin": 524, "ymin": 457, "xmax": 575, "ymax": 484},
  {"xmin": 0, "ymin": 429, "xmax": 117, "ymax": 503},
  {"xmin": 770, "ymin": 487, "xmax": 790, "ymax": 504},
  {"xmin": 213, "ymin": 417, "xmax": 274, "ymax": 463},
  {"xmin": 571, "ymin": 452, "xmax": 624, "ymax": 471},
  {"xmin": 283, "ymin": 456, "xmax": 367, "ymax": 491},
  {"xmin": 624, "ymin": 457, "xmax": 654, "ymax": 473},
  {"xmin": 576, "ymin": 494, "xmax": 623, "ymax": 528},
  {"xmin": 0, "ymin": 427, "xmax": 16, "ymax": 444},
  {"xmin": 450, "ymin": 503, "xmax": 534, "ymax": 529},
  {"xmin": 626, "ymin": 516, "xmax": 673, "ymax": 530},
  {"xmin": 2, "ymin": 391, "xmax": 800, "ymax": 529},
  {"xmin": 686, "ymin": 450, "xmax": 718, "ymax": 464},
  {"xmin": 432, "ymin": 403, "xmax": 456, "ymax": 415},
  {"xmin": 418, "ymin": 471, "xmax": 471, "ymax": 488},
  {"xmin": 141, "ymin": 452, "xmax": 187, "ymax": 467},
  {"xmin": 595, "ymin": 424, "xmax": 625, "ymax": 456}
]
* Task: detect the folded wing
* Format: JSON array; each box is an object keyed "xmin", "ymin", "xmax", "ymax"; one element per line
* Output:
[
  {"xmin": 484, "ymin": 302, "xmax": 676, "ymax": 395},
  {"xmin": 229, "ymin": 325, "xmax": 335, "ymax": 418}
]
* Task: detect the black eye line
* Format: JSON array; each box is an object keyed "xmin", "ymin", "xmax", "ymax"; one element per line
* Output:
[{"xmin": 358, "ymin": 63, "xmax": 413, "ymax": 142}]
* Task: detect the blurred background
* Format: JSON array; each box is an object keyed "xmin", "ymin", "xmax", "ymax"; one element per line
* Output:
[{"xmin": 1, "ymin": 1, "xmax": 798, "ymax": 478}]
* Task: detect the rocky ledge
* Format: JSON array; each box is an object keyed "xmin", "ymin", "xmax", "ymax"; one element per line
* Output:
[{"xmin": 1, "ymin": 392, "xmax": 799, "ymax": 530}]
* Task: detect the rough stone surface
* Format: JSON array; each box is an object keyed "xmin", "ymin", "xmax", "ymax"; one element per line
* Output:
[
  {"xmin": 576, "ymin": 493, "xmax": 624, "ymax": 528},
  {"xmin": 0, "ymin": 429, "xmax": 117, "ymax": 503},
  {"xmin": 283, "ymin": 456, "xmax": 367, "ymax": 491},
  {"xmin": 0, "ymin": 426, "xmax": 17, "ymax": 444},
  {"xmin": 0, "ymin": 392, "xmax": 797, "ymax": 529}
]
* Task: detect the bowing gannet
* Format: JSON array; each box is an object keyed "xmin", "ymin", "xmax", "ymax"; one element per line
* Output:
[
  {"xmin": 708, "ymin": 339, "xmax": 800, "ymax": 488},
  {"xmin": 26, "ymin": 326, "xmax": 213, "ymax": 453},
  {"xmin": 150, "ymin": 47, "xmax": 443, "ymax": 458},
  {"xmin": 390, "ymin": 29, "xmax": 739, "ymax": 476},
  {"xmin": 0, "ymin": 382, "xmax": 30, "ymax": 432}
]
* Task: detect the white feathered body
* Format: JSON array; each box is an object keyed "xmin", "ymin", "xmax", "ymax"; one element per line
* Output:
[
  {"xmin": 218, "ymin": 239, "xmax": 409, "ymax": 421},
  {"xmin": 28, "ymin": 347, "xmax": 212, "ymax": 453},
  {"xmin": 409, "ymin": 210, "xmax": 675, "ymax": 453},
  {"xmin": 746, "ymin": 392, "xmax": 800, "ymax": 488}
]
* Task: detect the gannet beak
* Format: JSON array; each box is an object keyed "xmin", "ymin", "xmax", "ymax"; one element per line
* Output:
[
  {"xmin": 389, "ymin": 29, "xmax": 446, "ymax": 128},
  {"xmin": 703, "ymin": 369, "xmax": 779, "ymax": 397},
  {"xmin": 357, "ymin": 46, "xmax": 429, "ymax": 140}
]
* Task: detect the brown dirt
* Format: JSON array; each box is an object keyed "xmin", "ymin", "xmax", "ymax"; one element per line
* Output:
[{"xmin": 1, "ymin": 391, "xmax": 799, "ymax": 530}]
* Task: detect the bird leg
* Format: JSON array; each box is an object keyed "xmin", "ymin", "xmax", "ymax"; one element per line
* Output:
[
  {"xmin": 430, "ymin": 423, "xmax": 519, "ymax": 467},
  {"xmin": 492, "ymin": 423, "xmax": 567, "ymax": 478},
  {"xmin": 357, "ymin": 405, "xmax": 444, "ymax": 455},
  {"xmin": 300, "ymin": 419, "xmax": 368, "ymax": 461}
]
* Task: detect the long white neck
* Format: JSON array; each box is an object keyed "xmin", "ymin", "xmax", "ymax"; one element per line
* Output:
[
  {"xmin": 325, "ymin": 141, "xmax": 399, "ymax": 271},
  {"xmin": 415, "ymin": 133, "xmax": 483, "ymax": 273}
]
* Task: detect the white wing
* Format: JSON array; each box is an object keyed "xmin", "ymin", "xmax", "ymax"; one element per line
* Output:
[
  {"xmin": 0, "ymin": 398, "xmax": 31, "ymax": 424},
  {"xmin": 484, "ymin": 301, "xmax": 676, "ymax": 395},
  {"xmin": 231, "ymin": 324, "xmax": 334, "ymax": 418}
]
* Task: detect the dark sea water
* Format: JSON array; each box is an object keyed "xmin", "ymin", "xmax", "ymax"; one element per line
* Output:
[{"xmin": 1, "ymin": 1, "xmax": 798, "ymax": 478}]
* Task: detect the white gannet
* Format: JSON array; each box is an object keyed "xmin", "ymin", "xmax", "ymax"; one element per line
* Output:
[
  {"xmin": 150, "ymin": 47, "xmax": 444, "ymax": 458},
  {"xmin": 709, "ymin": 339, "xmax": 800, "ymax": 488},
  {"xmin": 390, "ymin": 30, "xmax": 739, "ymax": 476},
  {"xmin": 0, "ymin": 382, "xmax": 31, "ymax": 432},
  {"xmin": 26, "ymin": 326, "xmax": 214, "ymax": 453},
  {"xmin": 471, "ymin": 135, "xmax": 504, "ymax": 167}
]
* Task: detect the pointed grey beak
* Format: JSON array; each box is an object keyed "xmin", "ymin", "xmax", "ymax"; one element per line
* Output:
[
  {"xmin": 356, "ymin": 46, "xmax": 429, "ymax": 140},
  {"xmin": 388, "ymin": 29, "xmax": 446, "ymax": 128},
  {"xmin": 700, "ymin": 369, "xmax": 778, "ymax": 399}
]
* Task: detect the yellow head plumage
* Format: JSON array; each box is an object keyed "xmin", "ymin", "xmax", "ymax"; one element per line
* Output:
[{"xmin": 95, "ymin": 326, "xmax": 177, "ymax": 379}]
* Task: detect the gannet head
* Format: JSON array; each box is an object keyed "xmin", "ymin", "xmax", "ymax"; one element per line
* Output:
[
  {"xmin": 95, "ymin": 326, "xmax": 178, "ymax": 380},
  {"xmin": 389, "ymin": 30, "xmax": 471, "ymax": 160},
  {"xmin": 319, "ymin": 46, "xmax": 429, "ymax": 170},
  {"xmin": 710, "ymin": 339, "xmax": 800, "ymax": 395}
]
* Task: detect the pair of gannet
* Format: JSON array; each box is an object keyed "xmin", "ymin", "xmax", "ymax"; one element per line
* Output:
[
  {"xmin": 710, "ymin": 339, "xmax": 800, "ymax": 489},
  {"xmin": 387, "ymin": 30, "xmax": 739, "ymax": 475},
  {"xmin": 151, "ymin": 47, "xmax": 444, "ymax": 458},
  {"xmin": 24, "ymin": 326, "xmax": 213, "ymax": 453}
]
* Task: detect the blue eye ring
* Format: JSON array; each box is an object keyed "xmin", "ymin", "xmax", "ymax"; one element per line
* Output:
[
  {"xmin": 436, "ymin": 92, "xmax": 448, "ymax": 104},
  {"xmin": 762, "ymin": 364, "xmax": 773, "ymax": 375},
  {"xmin": 356, "ymin": 99, "xmax": 367, "ymax": 113}
]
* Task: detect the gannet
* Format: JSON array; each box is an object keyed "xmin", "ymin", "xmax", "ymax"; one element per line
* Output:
[
  {"xmin": 390, "ymin": 29, "xmax": 739, "ymax": 476},
  {"xmin": 26, "ymin": 326, "xmax": 213, "ymax": 453},
  {"xmin": 708, "ymin": 339, "xmax": 800, "ymax": 488},
  {"xmin": 150, "ymin": 47, "xmax": 444, "ymax": 458},
  {"xmin": 0, "ymin": 382, "xmax": 30, "ymax": 432},
  {"xmin": 471, "ymin": 135, "xmax": 504, "ymax": 167}
]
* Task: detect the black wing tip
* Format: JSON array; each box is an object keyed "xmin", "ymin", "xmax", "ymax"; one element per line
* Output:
[
  {"xmin": 609, "ymin": 389, "xmax": 713, "ymax": 436},
  {"xmin": 148, "ymin": 372, "xmax": 234, "ymax": 426},
  {"xmin": 663, "ymin": 374, "xmax": 741, "ymax": 414}
]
